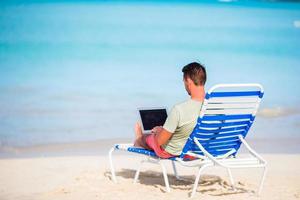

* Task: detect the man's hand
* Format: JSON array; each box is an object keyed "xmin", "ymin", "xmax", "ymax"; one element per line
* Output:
[
  {"xmin": 151, "ymin": 126, "xmax": 163, "ymax": 134},
  {"xmin": 155, "ymin": 128, "xmax": 172, "ymax": 146},
  {"xmin": 151, "ymin": 126, "xmax": 172, "ymax": 146}
]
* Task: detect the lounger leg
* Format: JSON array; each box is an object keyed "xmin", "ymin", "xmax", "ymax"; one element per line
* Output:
[
  {"xmin": 191, "ymin": 164, "xmax": 210, "ymax": 198},
  {"xmin": 172, "ymin": 161, "xmax": 180, "ymax": 180},
  {"xmin": 258, "ymin": 166, "xmax": 267, "ymax": 195},
  {"xmin": 160, "ymin": 161, "xmax": 171, "ymax": 193},
  {"xmin": 226, "ymin": 168, "xmax": 236, "ymax": 191},
  {"xmin": 134, "ymin": 160, "xmax": 145, "ymax": 184},
  {"xmin": 108, "ymin": 147, "xmax": 117, "ymax": 183}
]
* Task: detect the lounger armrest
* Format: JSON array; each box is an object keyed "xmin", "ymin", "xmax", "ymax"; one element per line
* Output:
[
  {"xmin": 238, "ymin": 135, "xmax": 267, "ymax": 164},
  {"xmin": 193, "ymin": 137, "xmax": 231, "ymax": 168}
]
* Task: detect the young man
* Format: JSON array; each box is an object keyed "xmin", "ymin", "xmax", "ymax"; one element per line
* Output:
[{"xmin": 134, "ymin": 62, "xmax": 206, "ymax": 158}]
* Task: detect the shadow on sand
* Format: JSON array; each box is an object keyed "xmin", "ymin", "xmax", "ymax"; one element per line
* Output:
[{"xmin": 104, "ymin": 168, "xmax": 255, "ymax": 196}]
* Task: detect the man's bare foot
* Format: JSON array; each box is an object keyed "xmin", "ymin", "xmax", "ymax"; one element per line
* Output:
[{"xmin": 134, "ymin": 122, "xmax": 143, "ymax": 140}]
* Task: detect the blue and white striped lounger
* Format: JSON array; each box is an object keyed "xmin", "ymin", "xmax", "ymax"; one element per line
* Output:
[{"xmin": 109, "ymin": 83, "xmax": 267, "ymax": 198}]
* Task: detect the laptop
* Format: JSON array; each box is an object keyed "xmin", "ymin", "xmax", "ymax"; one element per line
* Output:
[{"xmin": 138, "ymin": 108, "xmax": 168, "ymax": 134}]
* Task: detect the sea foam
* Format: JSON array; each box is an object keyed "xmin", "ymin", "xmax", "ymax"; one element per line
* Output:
[
  {"xmin": 294, "ymin": 20, "xmax": 300, "ymax": 28},
  {"xmin": 257, "ymin": 107, "xmax": 300, "ymax": 118}
]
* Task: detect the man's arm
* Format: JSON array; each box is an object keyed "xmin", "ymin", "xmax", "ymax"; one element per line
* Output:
[
  {"xmin": 155, "ymin": 128, "xmax": 172, "ymax": 146},
  {"xmin": 152, "ymin": 106, "xmax": 178, "ymax": 146}
]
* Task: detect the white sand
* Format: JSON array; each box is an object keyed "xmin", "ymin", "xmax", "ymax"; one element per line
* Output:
[{"xmin": 0, "ymin": 154, "xmax": 300, "ymax": 200}]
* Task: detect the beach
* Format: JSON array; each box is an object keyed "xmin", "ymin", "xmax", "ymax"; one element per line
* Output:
[
  {"xmin": 1, "ymin": 139, "xmax": 300, "ymax": 200},
  {"xmin": 1, "ymin": 153, "xmax": 300, "ymax": 200},
  {"xmin": 1, "ymin": 1, "xmax": 300, "ymax": 200}
]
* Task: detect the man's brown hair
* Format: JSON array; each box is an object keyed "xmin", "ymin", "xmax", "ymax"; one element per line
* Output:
[{"xmin": 182, "ymin": 62, "xmax": 207, "ymax": 86}]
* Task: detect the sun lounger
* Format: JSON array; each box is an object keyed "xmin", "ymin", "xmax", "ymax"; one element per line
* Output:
[{"xmin": 109, "ymin": 83, "xmax": 267, "ymax": 198}]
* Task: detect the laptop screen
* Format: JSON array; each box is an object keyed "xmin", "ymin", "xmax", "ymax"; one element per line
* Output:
[{"xmin": 139, "ymin": 109, "xmax": 168, "ymax": 131}]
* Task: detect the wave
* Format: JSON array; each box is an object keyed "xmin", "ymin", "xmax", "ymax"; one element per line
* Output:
[
  {"xmin": 218, "ymin": 0, "xmax": 237, "ymax": 3},
  {"xmin": 294, "ymin": 20, "xmax": 300, "ymax": 28},
  {"xmin": 257, "ymin": 107, "xmax": 300, "ymax": 118}
]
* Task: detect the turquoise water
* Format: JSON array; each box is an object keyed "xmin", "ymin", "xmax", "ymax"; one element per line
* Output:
[{"xmin": 0, "ymin": 0, "xmax": 300, "ymax": 146}]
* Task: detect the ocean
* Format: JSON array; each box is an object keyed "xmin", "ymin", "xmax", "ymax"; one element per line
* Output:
[{"xmin": 0, "ymin": 0, "xmax": 300, "ymax": 147}]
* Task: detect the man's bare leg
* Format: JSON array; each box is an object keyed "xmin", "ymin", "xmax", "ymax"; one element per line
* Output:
[
  {"xmin": 134, "ymin": 122, "xmax": 143, "ymax": 141},
  {"xmin": 134, "ymin": 122, "xmax": 151, "ymax": 150}
]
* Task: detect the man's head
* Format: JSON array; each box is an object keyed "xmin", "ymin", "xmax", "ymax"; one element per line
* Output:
[{"xmin": 182, "ymin": 62, "xmax": 206, "ymax": 95}]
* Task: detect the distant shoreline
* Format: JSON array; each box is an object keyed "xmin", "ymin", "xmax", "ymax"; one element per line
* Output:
[{"xmin": 1, "ymin": 137, "xmax": 300, "ymax": 159}]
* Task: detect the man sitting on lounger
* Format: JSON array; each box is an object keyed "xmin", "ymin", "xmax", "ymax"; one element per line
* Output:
[{"xmin": 134, "ymin": 62, "xmax": 206, "ymax": 158}]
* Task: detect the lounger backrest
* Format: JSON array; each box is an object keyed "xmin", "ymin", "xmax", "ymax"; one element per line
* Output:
[{"xmin": 180, "ymin": 84, "xmax": 264, "ymax": 159}]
